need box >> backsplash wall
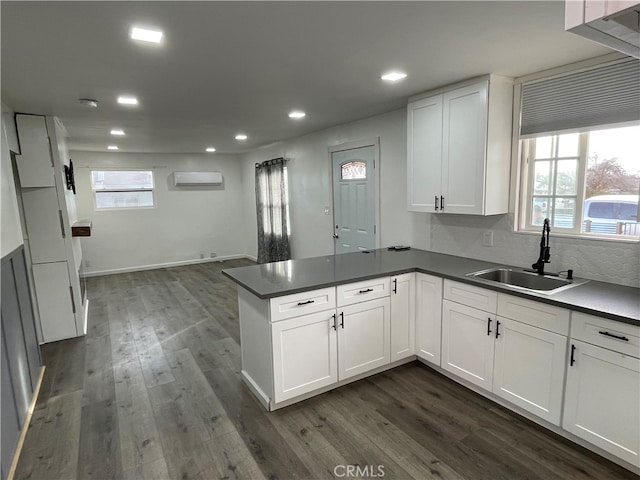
[429,214,640,288]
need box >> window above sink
[515,58,640,242]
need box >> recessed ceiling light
[235,134,248,141]
[110,129,125,136]
[117,96,138,105]
[107,145,119,150]
[381,71,407,82]
[130,26,163,44]
[206,147,216,153]
[78,98,98,108]
[288,111,306,119]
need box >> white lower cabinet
[338,297,391,380]
[563,314,640,467]
[441,299,495,390]
[272,309,338,403]
[415,273,443,365]
[442,282,569,426]
[270,288,390,403]
[493,317,567,425]
[390,273,415,362]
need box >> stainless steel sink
[466,268,588,294]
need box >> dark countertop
[222,248,640,325]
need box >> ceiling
[1,1,611,155]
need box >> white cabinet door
[441,300,495,390]
[415,273,443,365]
[441,81,488,215]
[407,94,442,212]
[390,273,415,362]
[493,317,567,425]
[31,261,77,343]
[20,186,67,264]
[15,114,55,187]
[563,340,640,466]
[338,297,390,380]
[272,310,338,403]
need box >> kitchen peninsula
[223,248,640,473]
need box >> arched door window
[341,160,367,180]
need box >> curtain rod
[255,157,286,168]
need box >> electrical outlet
[483,231,494,247]
[210,252,216,258]
[84,259,92,267]
[324,206,330,215]
[199,252,205,259]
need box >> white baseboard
[82,254,255,278]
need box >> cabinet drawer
[337,277,390,307]
[498,294,570,336]
[269,287,336,322]
[571,312,640,358]
[443,280,497,313]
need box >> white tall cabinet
[14,114,87,343]
[407,75,513,215]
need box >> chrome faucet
[531,218,551,275]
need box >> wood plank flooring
[14,259,638,480]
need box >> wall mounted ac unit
[174,171,223,186]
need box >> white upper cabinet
[407,76,513,215]
[407,95,443,212]
[565,0,640,59]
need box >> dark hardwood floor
[14,259,638,480]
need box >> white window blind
[520,59,640,137]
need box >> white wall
[1,111,23,257]
[428,214,640,288]
[240,108,428,260]
[72,151,246,275]
[42,103,640,289]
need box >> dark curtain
[256,158,291,263]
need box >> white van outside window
[583,195,639,235]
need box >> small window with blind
[91,170,155,209]
[518,59,640,240]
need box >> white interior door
[331,144,377,254]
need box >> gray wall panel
[1,259,31,425]
[1,245,41,480]
[13,252,41,389]
[1,325,20,478]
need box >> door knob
[333,234,339,239]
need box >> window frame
[90,170,156,210]
[512,55,640,243]
[521,132,588,234]
[518,127,639,241]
